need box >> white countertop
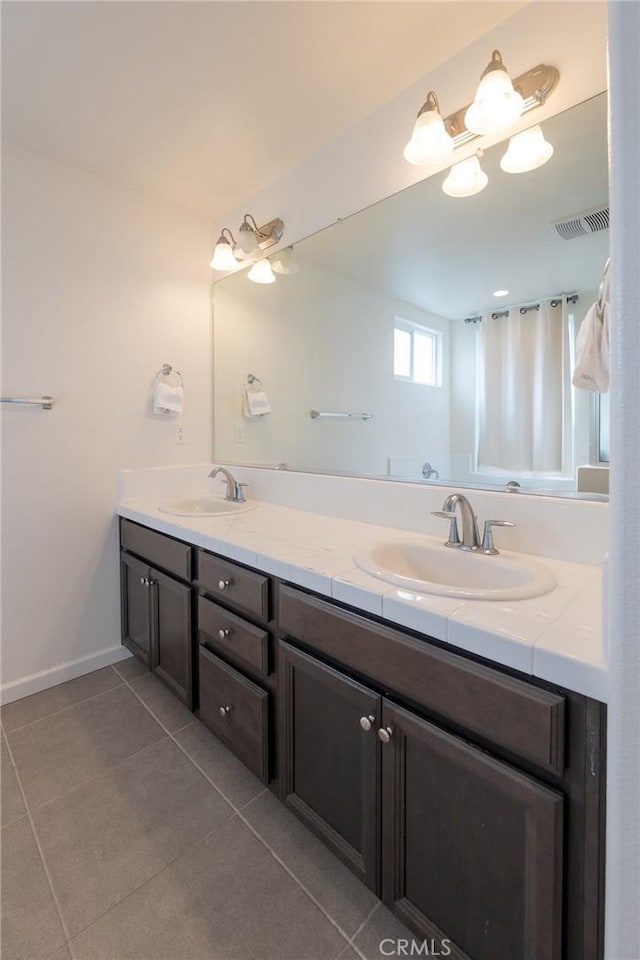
[118,496,607,702]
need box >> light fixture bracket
[253,217,285,252]
[443,63,559,147]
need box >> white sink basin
[158,495,256,518]
[354,539,556,601]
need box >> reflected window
[393,318,441,386]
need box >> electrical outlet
[175,423,186,444]
[234,425,246,443]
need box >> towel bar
[1,396,54,409]
[310,410,373,421]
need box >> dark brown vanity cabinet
[381,701,563,960]
[279,585,604,960]
[279,642,381,889]
[120,520,194,707]
[280,640,564,960]
[195,548,274,784]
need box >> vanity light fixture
[271,246,300,275]
[442,154,488,198]
[403,58,558,165]
[233,214,285,261]
[247,258,277,284]
[210,228,239,271]
[403,91,455,166]
[210,215,285,271]
[464,50,524,135]
[500,124,554,174]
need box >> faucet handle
[235,482,249,503]
[431,510,461,548]
[481,519,516,555]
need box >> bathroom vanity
[118,502,605,960]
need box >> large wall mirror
[213,92,609,499]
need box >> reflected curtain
[476,299,572,474]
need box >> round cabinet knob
[139,577,146,585]
[377,727,393,743]
[359,715,375,732]
[218,628,231,640]
[218,705,231,718]
[218,579,231,591]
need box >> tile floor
[1,661,415,960]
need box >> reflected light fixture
[247,258,276,284]
[210,228,239,271]
[442,154,488,198]
[404,91,455,166]
[493,289,509,297]
[500,124,554,174]
[464,50,524,136]
[271,246,299,275]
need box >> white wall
[605,3,640,957]
[0,144,212,701]
[213,262,450,477]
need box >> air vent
[552,205,609,240]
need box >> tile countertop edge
[116,501,608,703]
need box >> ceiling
[298,93,609,318]
[1,1,523,221]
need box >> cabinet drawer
[198,647,270,782]
[197,550,270,621]
[280,586,565,775]
[121,520,192,581]
[198,596,269,676]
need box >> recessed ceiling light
[493,289,509,297]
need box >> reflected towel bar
[310,410,373,421]
[1,396,54,409]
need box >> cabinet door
[279,641,381,891]
[120,553,152,666]
[381,700,564,960]
[149,568,193,708]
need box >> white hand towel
[572,301,610,392]
[243,382,271,418]
[153,379,184,416]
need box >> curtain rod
[464,293,579,324]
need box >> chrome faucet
[209,467,248,503]
[431,493,515,555]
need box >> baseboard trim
[0,645,134,705]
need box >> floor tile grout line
[346,901,381,959]
[2,676,125,736]
[118,671,357,952]
[23,732,170,817]
[1,726,74,952]
[57,810,246,952]
[65,787,268,950]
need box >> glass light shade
[247,259,276,284]
[464,66,524,135]
[237,224,260,256]
[403,110,454,166]
[209,236,239,271]
[442,156,488,198]
[499,125,554,173]
[272,246,299,275]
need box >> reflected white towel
[243,382,271,418]
[153,378,184,416]
[572,301,610,392]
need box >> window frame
[393,317,442,388]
